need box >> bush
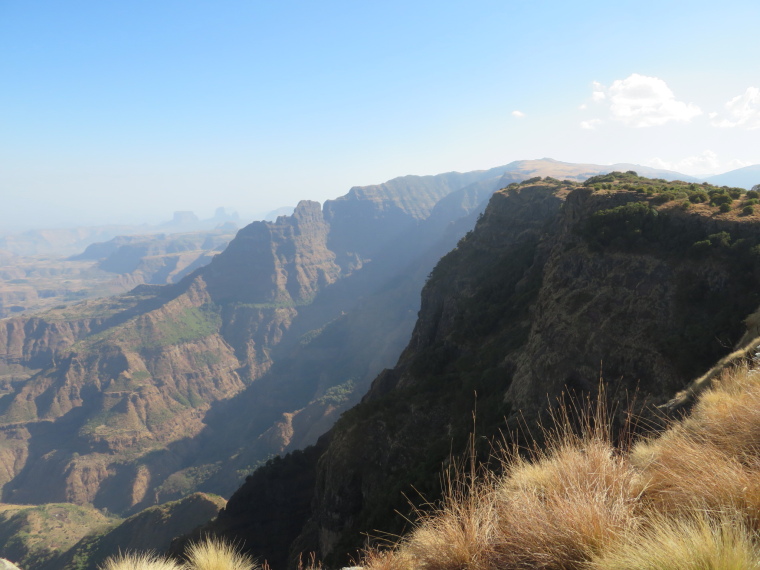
[582,202,663,251]
[743,205,755,216]
[652,192,675,205]
[720,203,732,213]
[711,193,733,207]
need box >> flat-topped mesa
[203,200,340,306]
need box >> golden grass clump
[183,538,257,570]
[401,472,498,570]
[630,364,760,523]
[359,361,760,570]
[99,551,183,570]
[492,437,639,569]
[359,547,415,570]
[682,363,760,459]
[99,539,256,570]
[631,432,760,520]
[589,512,760,570]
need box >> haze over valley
[2,1,760,569]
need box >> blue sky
[2,0,759,230]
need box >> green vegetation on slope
[53,493,225,570]
[83,303,221,350]
[0,503,117,570]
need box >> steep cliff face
[204,201,340,305]
[203,176,760,569]
[0,168,512,518]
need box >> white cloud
[590,74,702,127]
[591,81,606,102]
[512,110,525,118]
[580,119,602,130]
[644,150,751,176]
[711,87,760,129]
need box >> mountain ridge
[0,166,516,520]
[186,173,760,569]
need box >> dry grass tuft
[359,547,415,570]
[589,512,760,569]
[631,432,760,520]
[492,437,639,569]
[99,551,183,570]
[631,364,760,523]
[682,363,760,459]
[401,472,498,570]
[360,362,760,570]
[99,539,257,570]
[183,538,257,570]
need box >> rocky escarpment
[0,167,515,521]
[197,175,760,569]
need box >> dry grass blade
[183,538,257,570]
[589,511,760,569]
[493,438,639,570]
[99,551,183,570]
[403,475,498,570]
[354,365,760,570]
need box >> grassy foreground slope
[355,359,760,570]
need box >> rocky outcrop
[204,201,340,305]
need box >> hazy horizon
[3,1,759,232]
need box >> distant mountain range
[705,164,760,189]
[0,207,242,257]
